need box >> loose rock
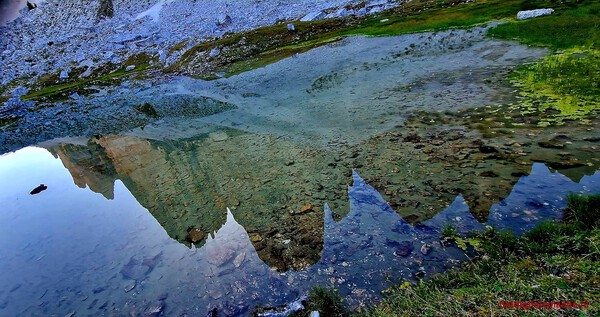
[517,8,554,20]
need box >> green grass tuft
[289,287,351,317]
[565,194,600,229]
[510,49,600,125]
[488,2,600,50]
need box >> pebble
[420,244,431,255]
[393,241,414,257]
[123,280,136,293]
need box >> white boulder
[516,8,554,20]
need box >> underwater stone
[393,241,414,257]
[479,145,498,153]
[207,247,235,266]
[420,244,431,255]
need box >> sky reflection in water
[0,146,599,316]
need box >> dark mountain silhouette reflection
[169,164,600,315]
[487,163,600,235]
[2,146,599,316]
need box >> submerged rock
[393,241,414,257]
[123,280,136,293]
[420,244,432,255]
[186,227,206,243]
[257,296,308,317]
[207,247,235,266]
[479,145,498,153]
[538,135,572,148]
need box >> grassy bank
[19,53,157,102]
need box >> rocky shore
[0,0,400,87]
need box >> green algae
[484,1,600,126]
[511,49,600,126]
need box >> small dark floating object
[30,184,48,195]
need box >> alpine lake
[1,23,599,316]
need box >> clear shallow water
[1,146,599,316]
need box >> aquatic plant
[511,49,600,126]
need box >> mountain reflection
[1,145,599,316]
[45,131,600,274]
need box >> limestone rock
[420,244,431,255]
[233,252,246,268]
[59,68,70,80]
[207,247,235,266]
[517,8,554,20]
[300,11,326,22]
[393,241,414,257]
[216,14,232,26]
